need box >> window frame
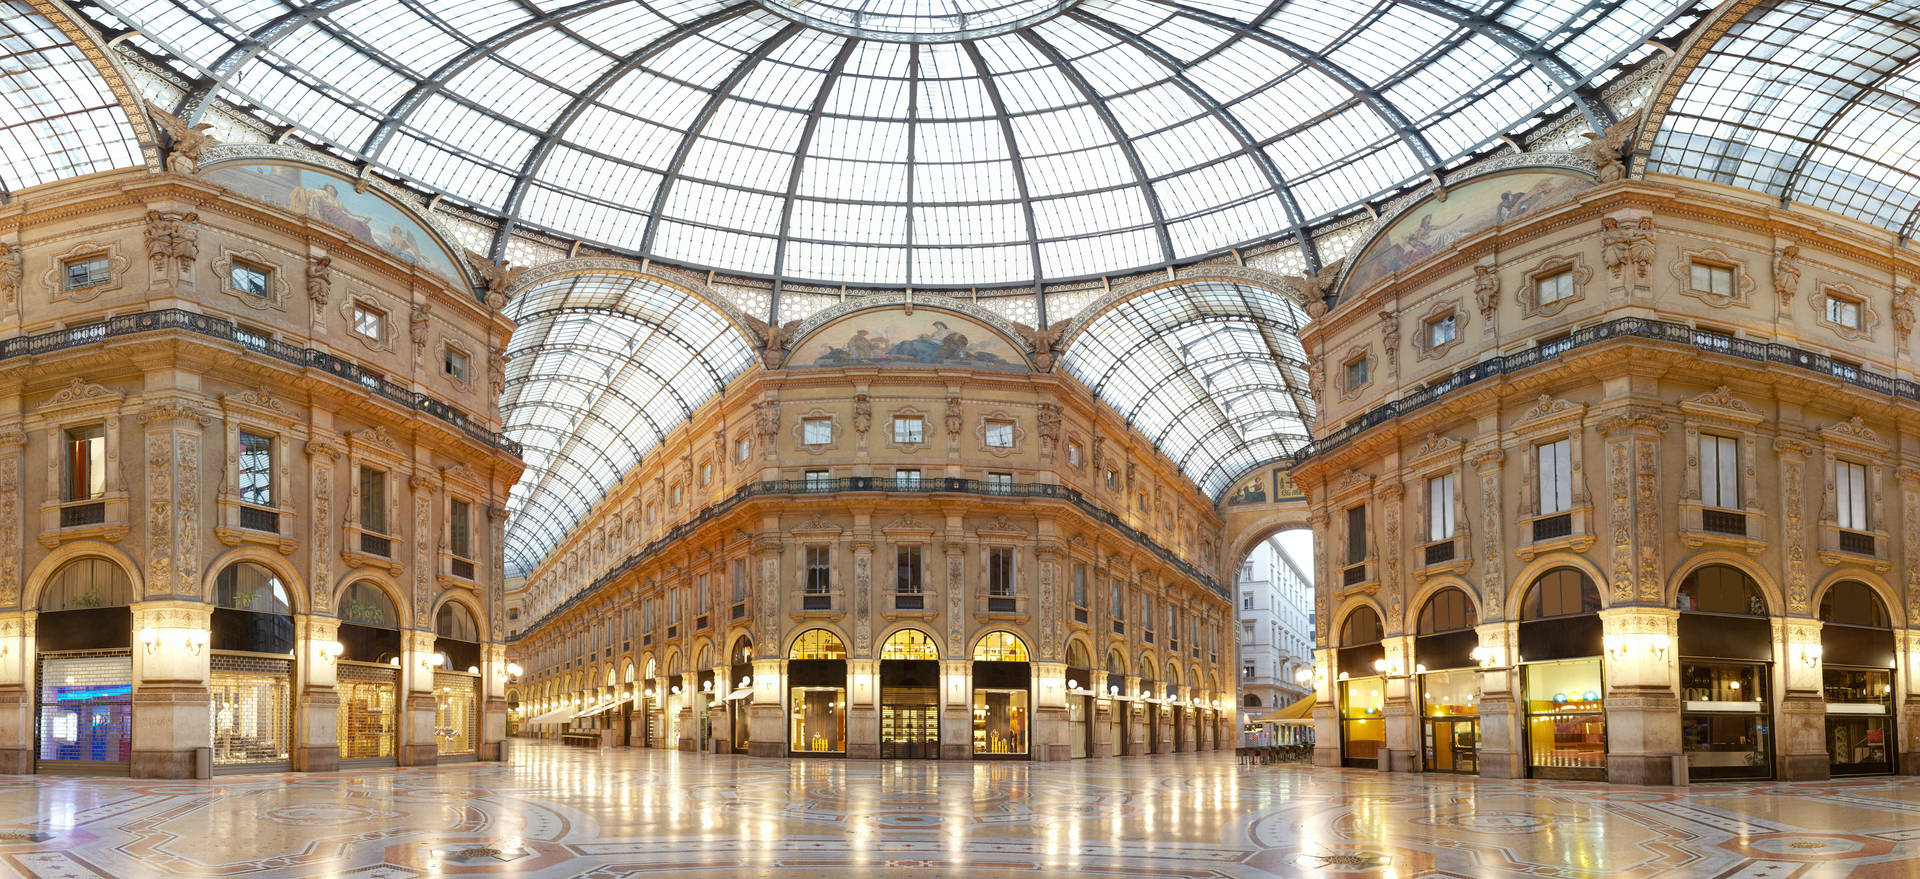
[350,302,386,342]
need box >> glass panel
[210,654,292,766]
[37,654,132,763]
[1339,677,1384,763]
[1420,669,1479,718]
[790,687,846,752]
[972,631,1028,662]
[972,689,1029,754]
[1524,659,1604,772]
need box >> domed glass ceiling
[92,0,1693,287]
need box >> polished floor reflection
[6,743,1920,877]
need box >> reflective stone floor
[5,743,1920,878]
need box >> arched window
[972,631,1029,662]
[1676,565,1766,616]
[1106,650,1126,676]
[645,656,657,678]
[693,645,710,671]
[1416,588,1477,633]
[1065,640,1091,669]
[789,629,846,660]
[39,558,132,611]
[1244,693,1262,707]
[881,628,939,660]
[1820,581,1890,628]
[435,602,480,641]
[730,636,754,666]
[214,562,292,614]
[1521,568,1601,620]
[341,581,400,629]
[1339,605,1383,646]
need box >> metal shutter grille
[336,662,399,760]
[209,653,293,767]
[37,651,132,767]
[434,670,478,755]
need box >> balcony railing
[360,532,392,557]
[1422,539,1455,566]
[450,557,476,580]
[1701,509,1746,536]
[987,597,1016,613]
[1342,564,1366,586]
[1532,514,1572,542]
[239,506,279,533]
[59,501,105,528]
[1840,529,1876,556]
[895,594,924,610]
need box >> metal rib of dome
[1647,0,1920,239]
[91,0,1694,288]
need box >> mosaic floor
[4,743,1920,878]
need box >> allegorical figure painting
[1344,171,1590,295]
[202,162,465,285]
[790,310,1025,370]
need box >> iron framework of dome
[90,0,1696,289]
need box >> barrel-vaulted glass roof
[500,271,756,575]
[91,0,1695,287]
[1647,0,1920,239]
[0,5,144,194]
[1061,280,1312,497]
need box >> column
[940,658,971,760]
[676,671,695,750]
[1311,648,1339,767]
[295,615,341,771]
[712,666,734,754]
[0,612,32,772]
[1032,660,1067,761]
[482,643,508,761]
[1779,617,1828,780]
[130,601,212,778]
[1473,622,1523,778]
[400,628,438,767]
[1123,674,1146,756]
[1599,607,1680,784]
[1382,635,1415,771]
[846,657,878,758]
[748,658,783,757]
[1092,694,1114,758]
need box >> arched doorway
[971,631,1030,758]
[1065,640,1093,758]
[1139,657,1161,755]
[1106,650,1130,756]
[1414,586,1478,774]
[1518,566,1605,780]
[692,644,714,752]
[1336,605,1385,768]
[788,629,847,755]
[879,628,939,759]
[210,562,295,773]
[727,636,753,753]
[35,557,134,775]
[1820,580,1895,776]
[1676,564,1772,780]
[1168,663,1186,752]
[432,601,482,761]
[336,580,402,767]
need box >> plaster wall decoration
[1035,403,1062,462]
[1473,261,1499,329]
[1776,438,1812,614]
[1903,468,1920,622]
[1513,394,1583,430]
[0,430,21,607]
[1470,448,1503,619]
[973,411,1026,458]
[348,425,398,451]
[755,400,780,461]
[211,246,292,310]
[306,254,332,305]
[1519,254,1592,319]
[1821,416,1888,453]
[1378,309,1400,373]
[1606,435,1633,604]
[1306,354,1324,402]
[1574,120,1633,183]
[1600,216,1656,297]
[309,443,336,614]
[850,394,872,436]
[790,409,841,455]
[148,101,217,174]
[1014,319,1069,372]
[1682,386,1762,421]
[1038,552,1058,656]
[1772,245,1801,307]
[1894,285,1916,341]
[144,210,200,284]
[1635,435,1663,601]
[413,487,432,611]
[146,433,174,596]
[853,551,870,653]
[1339,168,1591,297]
[0,244,21,310]
[947,550,965,654]
[1668,246,1757,309]
[1380,485,1403,627]
[944,396,963,437]
[42,241,129,303]
[1810,282,1878,342]
[409,302,431,350]
[881,406,931,455]
[1413,298,1468,361]
[39,379,123,412]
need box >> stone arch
[429,591,488,642]
[726,630,756,664]
[1062,633,1097,670]
[332,569,412,629]
[26,0,161,172]
[1406,575,1480,634]
[1667,551,1783,618]
[785,624,851,658]
[687,636,714,671]
[1221,511,1314,586]
[970,629,1030,662]
[1331,596,1387,647]
[661,647,681,677]
[1106,647,1131,677]
[21,540,144,610]
[1813,568,1904,629]
[877,623,942,659]
[203,545,308,615]
[1506,552,1613,620]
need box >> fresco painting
[1227,477,1267,506]
[1344,171,1589,295]
[790,310,1025,370]
[1272,467,1304,501]
[203,163,465,284]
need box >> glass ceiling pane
[0,5,145,192]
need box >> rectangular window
[805,545,831,593]
[697,573,710,614]
[1344,356,1368,390]
[1112,582,1125,621]
[351,303,385,341]
[64,255,112,290]
[892,416,923,444]
[1105,469,1118,489]
[986,471,1012,494]
[231,261,270,298]
[802,418,832,445]
[1244,664,1256,679]
[1427,312,1456,348]
[1427,473,1455,541]
[1828,295,1862,329]
[1072,563,1088,608]
[1067,442,1082,466]
[700,462,712,485]
[1690,262,1734,297]
[896,545,923,593]
[804,469,830,490]
[894,469,921,489]
[238,430,273,507]
[359,467,387,533]
[1346,505,1367,565]
[731,558,747,602]
[736,436,750,462]
[1699,434,1740,509]
[1242,592,1253,610]
[671,484,682,505]
[449,499,472,559]
[443,347,468,381]
[1538,439,1572,515]
[984,420,1015,447]
[1143,594,1154,636]
[1836,460,1869,531]
[64,425,105,501]
[987,547,1015,596]
[1537,269,1574,305]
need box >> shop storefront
[432,602,483,760]
[1414,587,1480,774]
[207,563,296,774]
[727,638,754,753]
[1677,565,1773,781]
[35,559,136,776]
[788,629,848,755]
[1518,567,1606,780]
[1140,662,1162,755]
[880,629,940,759]
[1820,580,1896,776]
[1336,605,1386,768]
[336,581,403,766]
[971,631,1031,758]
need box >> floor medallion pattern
[4,744,1920,876]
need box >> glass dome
[92,0,1694,287]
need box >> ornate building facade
[505,295,1237,760]
[0,149,522,777]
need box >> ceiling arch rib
[500,271,756,576]
[1059,280,1313,500]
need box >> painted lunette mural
[788,309,1026,370]
[202,162,465,285]
[1344,170,1591,296]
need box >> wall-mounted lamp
[1799,644,1824,668]
[1067,679,1080,692]
[319,640,345,663]
[1371,658,1402,676]
[671,684,682,695]
[740,675,752,687]
[1414,663,1426,675]
[467,665,480,674]
[702,680,714,692]
[187,628,208,656]
[425,652,447,670]
[140,627,159,655]
[1469,646,1497,668]
[1604,633,1671,662]
[506,662,524,679]
[1108,685,1120,696]
[1294,667,1313,686]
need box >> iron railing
[1701,509,1746,536]
[8,308,521,456]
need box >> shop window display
[1524,659,1605,778]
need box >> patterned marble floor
[4,743,1920,878]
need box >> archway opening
[210,562,296,773]
[36,557,134,775]
[1415,586,1479,775]
[880,628,940,759]
[1518,566,1605,781]
[971,631,1030,759]
[788,629,847,755]
[1230,529,1315,750]
[432,601,482,760]
[336,580,402,767]
[1820,580,1894,777]
[1676,564,1773,781]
